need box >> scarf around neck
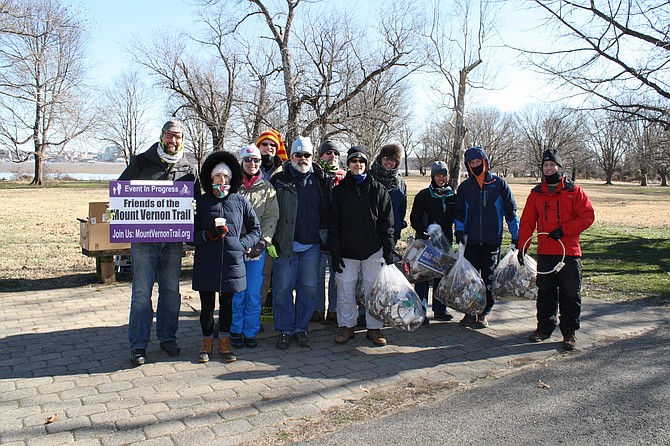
[370,160,399,190]
[157,143,184,165]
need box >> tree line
[0,0,668,187]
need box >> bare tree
[515,104,584,178]
[465,107,517,176]
[0,0,94,185]
[182,114,212,171]
[423,0,498,188]
[419,117,456,174]
[585,110,629,184]
[129,10,243,151]
[201,0,417,147]
[97,70,152,165]
[522,0,670,130]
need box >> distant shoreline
[0,161,126,175]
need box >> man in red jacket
[518,149,595,351]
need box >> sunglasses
[323,150,339,156]
[349,158,365,164]
[293,153,311,159]
[243,157,260,163]
[260,142,276,147]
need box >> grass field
[1,177,668,303]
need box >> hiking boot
[311,311,325,322]
[276,333,291,350]
[218,337,237,362]
[473,314,489,329]
[292,331,310,348]
[326,311,337,322]
[244,337,258,348]
[229,332,245,348]
[197,338,213,363]
[433,312,453,322]
[366,329,387,346]
[562,332,577,351]
[335,326,355,344]
[529,330,551,342]
[130,348,145,367]
[160,340,180,356]
[459,314,477,327]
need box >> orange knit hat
[256,129,287,161]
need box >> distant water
[0,172,118,181]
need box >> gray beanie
[430,161,448,177]
[162,119,184,134]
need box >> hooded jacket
[192,150,261,293]
[518,176,594,257]
[328,172,395,261]
[454,146,519,245]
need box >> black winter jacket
[410,184,456,243]
[119,143,198,187]
[192,150,261,293]
[328,173,394,261]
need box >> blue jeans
[128,242,183,350]
[316,251,337,313]
[231,251,266,338]
[272,245,320,334]
[414,278,447,315]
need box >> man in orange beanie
[256,129,287,180]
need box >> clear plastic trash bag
[368,264,426,332]
[435,245,486,316]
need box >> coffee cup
[214,217,226,227]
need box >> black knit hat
[346,146,368,164]
[319,140,339,157]
[541,149,563,168]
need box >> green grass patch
[580,225,670,302]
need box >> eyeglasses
[323,150,338,156]
[243,157,260,163]
[293,153,311,159]
[349,158,365,164]
[260,142,276,147]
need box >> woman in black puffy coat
[192,150,261,363]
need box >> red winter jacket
[518,177,595,257]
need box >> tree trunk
[640,172,648,186]
[31,151,44,186]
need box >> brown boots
[197,337,237,363]
[335,326,355,344]
[218,337,237,362]
[197,338,213,363]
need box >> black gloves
[511,239,519,250]
[205,225,228,242]
[246,241,266,258]
[547,227,565,241]
[517,249,525,266]
[383,252,395,266]
[455,230,465,245]
[331,254,345,274]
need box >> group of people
[119,120,594,367]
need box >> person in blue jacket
[453,146,519,329]
[192,150,261,363]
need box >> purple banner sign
[109,180,195,243]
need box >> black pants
[464,244,501,316]
[536,255,582,335]
[199,291,234,336]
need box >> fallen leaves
[44,414,58,425]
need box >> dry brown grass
[1,176,668,290]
